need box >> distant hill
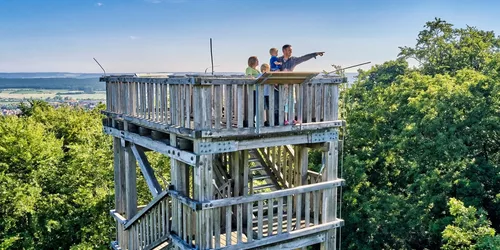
[0,72,105,79]
[0,72,358,91]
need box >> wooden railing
[307,170,323,184]
[197,179,345,250]
[111,190,172,250]
[102,75,343,136]
[259,145,298,188]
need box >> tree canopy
[342,18,500,249]
[0,18,499,250]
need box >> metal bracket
[311,130,338,143]
[198,141,237,154]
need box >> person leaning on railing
[275,44,325,124]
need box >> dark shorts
[264,96,269,110]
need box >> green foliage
[442,198,499,250]
[342,19,500,249]
[0,101,170,249]
[0,102,114,249]
[399,18,500,75]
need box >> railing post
[124,143,137,250]
[321,140,338,250]
[113,137,127,248]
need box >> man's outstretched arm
[294,52,325,65]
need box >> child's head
[269,48,278,57]
[248,56,259,68]
[260,63,270,73]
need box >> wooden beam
[203,179,345,209]
[104,127,196,166]
[256,233,326,250]
[201,120,344,138]
[124,145,137,219]
[124,189,169,229]
[215,220,344,250]
[130,144,162,197]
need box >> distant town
[1,98,103,116]
[0,73,106,116]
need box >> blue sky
[0,0,499,73]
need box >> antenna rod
[333,61,371,71]
[93,57,107,76]
[210,38,214,75]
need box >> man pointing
[278,44,325,71]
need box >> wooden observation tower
[102,72,346,250]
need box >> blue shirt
[270,56,280,71]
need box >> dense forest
[0,19,499,249]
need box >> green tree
[399,18,500,76]
[341,19,500,249]
[442,198,500,249]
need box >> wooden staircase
[249,149,282,194]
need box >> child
[269,48,282,71]
[245,56,260,77]
[244,56,260,127]
[259,63,271,126]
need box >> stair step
[253,183,276,191]
[250,166,264,171]
[252,174,270,180]
[249,158,260,163]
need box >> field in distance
[0,88,106,102]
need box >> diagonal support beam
[130,144,162,197]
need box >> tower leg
[321,141,338,250]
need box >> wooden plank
[215,207,221,248]
[321,141,338,250]
[257,233,326,250]
[242,150,249,196]
[267,199,273,237]
[278,85,284,126]
[226,204,232,247]
[306,83,312,123]
[237,204,243,244]
[186,84,192,129]
[296,193,302,230]
[232,152,240,197]
[202,220,343,250]
[130,144,162,196]
[199,120,344,138]
[237,85,244,128]
[287,195,292,233]
[314,84,320,122]
[269,85,275,127]
[246,202,253,243]
[214,85,222,129]
[101,74,344,85]
[104,127,196,166]
[125,146,138,219]
[333,85,339,120]
[257,84,265,128]
[225,84,233,129]
[246,84,254,128]
[277,197,283,234]
[287,85,294,123]
[203,154,214,249]
[124,190,169,229]
[113,138,126,214]
[203,86,213,130]
[257,200,264,239]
